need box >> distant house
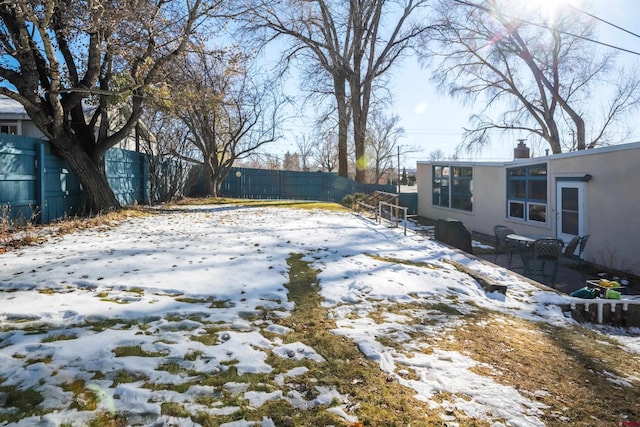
[0,95,41,136]
[0,95,152,152]
[416,141,640,277]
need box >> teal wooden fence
[2,134,415,225]
[199,167,399,205]
[215,167,417,214]
[1,135,148,224]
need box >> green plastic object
[605,289,621,300]
[570,287,597,299]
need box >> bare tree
[283,151,301,171]
[347,0,430,181]
[245,0,430,181]
[421,0,640,154]
[428,149,445,161]
[313,129,339,173]
[139,109,194,203]
[0,0,217,213]
[296,133,316,171]
[365,112,405,183]
[168,48,286,197]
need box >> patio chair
[528,238,564,285]
[493,225,518,266]
[561,235,590,279]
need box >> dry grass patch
[250,252,457,426]
[435,312,640,426]
[55,208,150,235]
[365,253,440,270]
[349,298,639,426]
[173,197,349,212]
[1,207,151,254]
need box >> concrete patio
[475,250,599,295]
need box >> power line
[452,0,640,57]
[568,4,640,40]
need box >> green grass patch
[184,350,204,361]
[25,355,52,365]
[86,411,128,427]
[175,296,209,304]
[111,370,149,386]
[112,345,167,358]
[0,385,45,424]
[190,326,227,346]
[62,379,99,411]
[42,332,78,343]
[210,298,231,308]
[161,402,191,418]
[85,318,130,332]
[157,362,186,375]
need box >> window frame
[506,163,548,223]
[0,122,18,135]
[432,164,473,212]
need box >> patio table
[506,233,555,246]
[506,233,557,276]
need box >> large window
[432,165,473,211]
[506,163,547,223]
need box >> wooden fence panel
[218,166,398,204]
[1,135,148,224]
[3,135,412,226]
[106,149,149,206]
[0,136,38,224]
[41,143,83,222]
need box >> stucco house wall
[551,144,640,274]
[417,142,640,276]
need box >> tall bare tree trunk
[53,138,121,214]
[203,160,218,197]
[334,76,349,178]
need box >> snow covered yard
[1,202,639,426]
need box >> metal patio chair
[561,235,590,279]
[528,238,564,285]
[493,225,518,266]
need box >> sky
[270,0,640,169]
[1,204,639,426]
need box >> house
[0,95,41,136]
[0,95,152,152]
[416,141,640,277]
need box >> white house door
[556,181,585,244]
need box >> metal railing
[378,200,408,235]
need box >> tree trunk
[351,82,367,183]
[55,141,121,214]
[334,76,349,178]
[203,160,217,197]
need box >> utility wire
[568,4,640,40]
[452,0,640,56]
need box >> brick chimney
[514,139,530,159]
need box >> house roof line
[416,141,640,166]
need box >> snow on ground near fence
[1,205,639,426]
